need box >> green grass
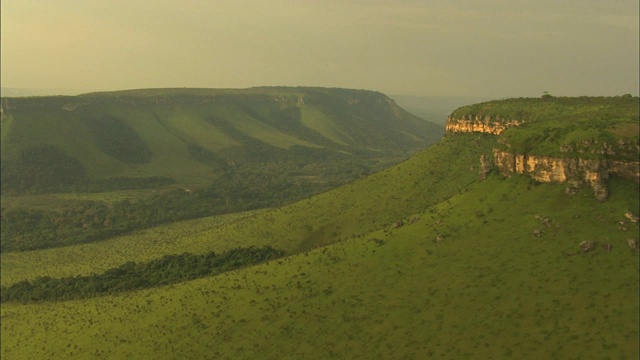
[0,114,14,142]
[299,105,354,146]
[93,105,216,183]
[2,87,443,194]
[0,210,266,287]
[213,103,316,150]
[1,175,637,359]
[1,95,637,358]
[1,133,493,285]
[0,187,181,212]
[154,107,239,151]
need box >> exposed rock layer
[445,116,524,135]
[446,117,639,201]
[492,149,639,201]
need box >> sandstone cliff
[445,115,524,135]
[492,149,639,201]
[446,115,639,202]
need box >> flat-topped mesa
[450,96,640,201]
[448,96,640,202]
[445,115,524,135]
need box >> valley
[1,87,442,252]
[1,91,638,359]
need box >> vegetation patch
[0,158,349,252]
[82,176,177,192]
[1,246,283,303]
[84,114,152,164]
[0,144,86,194]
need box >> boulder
[565,187,578,196]
[579,240,594,252]
[624,212,639,223]
[591,182,609,202]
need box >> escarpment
[491,150,639,201]
[445,115,524,135]
[446,96,639,201]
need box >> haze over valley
[1,1,638,359]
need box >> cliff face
[446,117,639,202]
[492,149,639,201]
[445,116,524,135]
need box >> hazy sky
[1,0,638,97]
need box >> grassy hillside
[1,133,494,285]
[1,87,442,193]
[1,174,637,359]
[1,96,638,358]
[1,87,443,252]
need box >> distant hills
[1,87,491,125]
[1,87,443,195]
[0,87,443,252]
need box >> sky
[1,0,638,97]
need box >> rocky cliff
[447,110,639,202]
[445,115,524,135]
[491,150,639,201]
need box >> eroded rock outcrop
[448,97,639,201]
[625,212,639,223]
[478,154,492,180]
[491,149,639,201]
[447,115,638,202]
[445,116,524,135]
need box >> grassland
[0,210,266,286]
[1,96,638,359]
[2,174,637,359]
[1,133,495,286]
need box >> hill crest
[446,95,639,201]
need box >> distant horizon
[1,86,636,99]
[0,85,493,96]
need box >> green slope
[1,174,637,359]
[1,87,443,253]
[1,87,443,193]
[1,133,495,285]
[1,96,638,359]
